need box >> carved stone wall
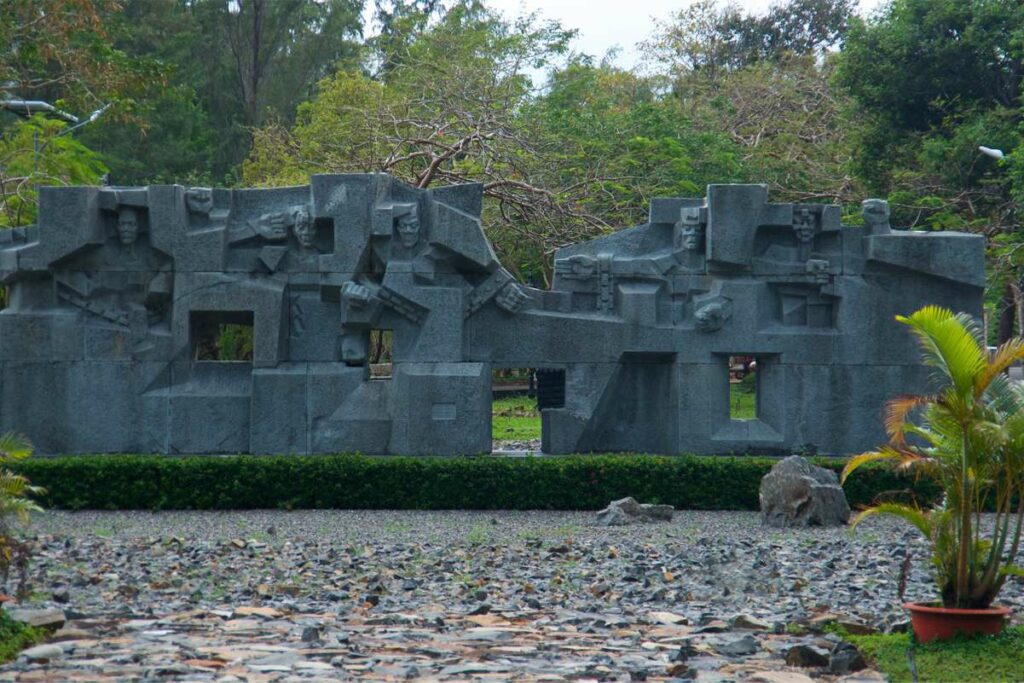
[0,176,984,454]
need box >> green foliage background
[4,0,1022,295]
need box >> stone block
[250,365,308,454]
[389,362,490,455]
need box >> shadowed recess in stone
[0,176,984,455]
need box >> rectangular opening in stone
[729,355,758,420]
[535,368,565,410]
[369,329,393,379]
[492,367,540,448]
[191,310,254,362]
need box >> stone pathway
[0,510,1019,681]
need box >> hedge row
[10,454,940,511]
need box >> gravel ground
[0,510,1020,682]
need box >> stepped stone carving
[0,177,984,455]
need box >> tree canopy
[1,0,1023,324]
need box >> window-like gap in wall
[729,355,758,420]
[492,367,542,448]
[369,329,393,379]
[192,311,254,362]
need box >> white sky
[484,0,889,70]
[362,1,889,72]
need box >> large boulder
[597,497,675,526]
[759,456,850,527]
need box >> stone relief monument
[0,176,984,455]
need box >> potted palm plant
[842,305,1024,643]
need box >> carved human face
[678,208,703,251]
[117,208,139,245]
[396,214,420,249]
[186,187,213,215]
[793,210,815,243]
[293,208,315,247]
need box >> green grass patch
[848,627,1024,682]
[12,454,940,511]
[0,610,45,663]
[729,373,757,420]
[492,395,541,441]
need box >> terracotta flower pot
[904,602,1011,643]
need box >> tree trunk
[998,282,1016,345]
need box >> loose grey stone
[830,642,868,674]
[760,456,850,527]
[730,614,771,630]
[6,608,66,629]
[716,634,758,656]
[597,498,675,526]
[20,644,63,662]
[785,643,831,667]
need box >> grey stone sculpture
[0,176,984,455]
[759,456,851,527]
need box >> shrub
[12,454,938,511]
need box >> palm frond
[0,433,32,463]
[884,394,930,446]
[841,447,903,484]
[850,502,933,539]
[976,338,1024,397]
[897,307,986,399]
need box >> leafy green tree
[834,0,1022,220]
[245,1,585,281]
[527,58,742,228]
[643,1,862,213]
[644,0,854,82]
[686,55,862,209]
[0,0,153,213]
[74,0,364,185]
[0,0,154,116]
[834,0,1024,340]
[0,115,107,227]
[221,0,365,127]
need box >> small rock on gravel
[597,497,675,526]
[830,642,868,674]
[20,644,63,662]
[786,643,831,667]
[6,608,65,629]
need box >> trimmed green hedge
[10,454,940,511]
